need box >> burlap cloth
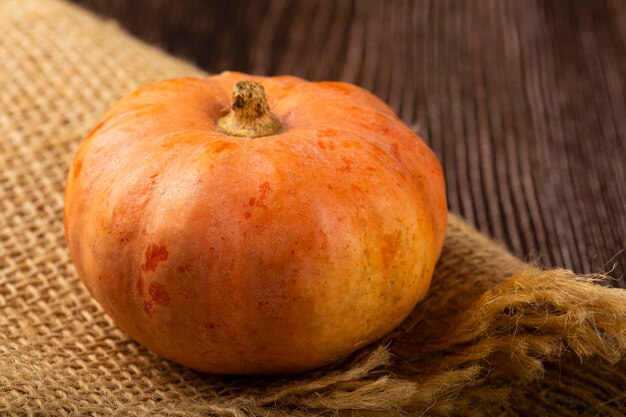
[1,0,625,415]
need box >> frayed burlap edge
[227,268,626,417]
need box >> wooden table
[72,0,626,286]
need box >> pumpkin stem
[217,81,282,138]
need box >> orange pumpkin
[64,71,447,374]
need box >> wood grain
[71,0,626,285]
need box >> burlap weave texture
[1,0,625,415]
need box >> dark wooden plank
[71,0,626,285]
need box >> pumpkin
[64,71,447,374]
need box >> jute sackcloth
[1,0,625,415]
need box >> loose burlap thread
[1,0,625,415]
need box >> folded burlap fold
[1,0,624,415]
